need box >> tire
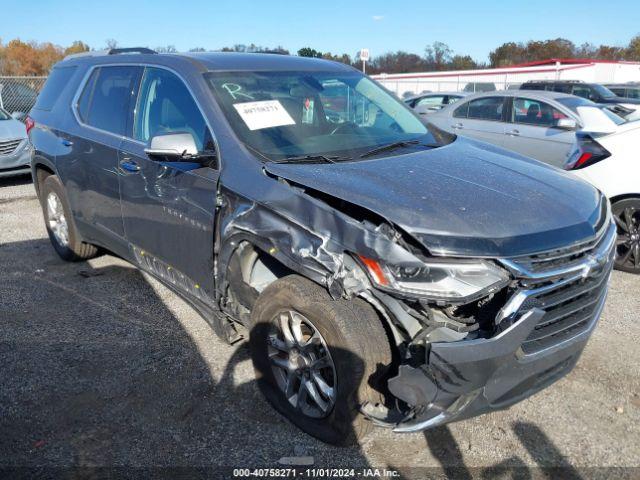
[40,175,98,262]
[248,275,392,446]
[612,198,640,274]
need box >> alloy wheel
[613,203,640,271]
[267,310,337,419]
[46,192,69,247]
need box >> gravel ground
[0,176,638,479]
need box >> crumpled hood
[265,137,605,258]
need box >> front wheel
[248,275,392,445]
[612,198,640,273]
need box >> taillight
[25,116,35,135]
[565,133,610,170]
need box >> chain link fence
[0,76,47,117]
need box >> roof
[61,50,354,73]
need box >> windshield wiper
[272,154,349,164]
[359,140,438,158]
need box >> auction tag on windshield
[233,100,295,130]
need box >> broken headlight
[358,255,510,303]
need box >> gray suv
[28,48,615,445]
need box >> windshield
[206,70,439,161]
[556,97,626,125]
[592,84,617,99]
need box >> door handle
[452,123,464,129]
[119,158,140,173]
[506,129,520,136]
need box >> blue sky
[3,0,639,62]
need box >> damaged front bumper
[366,221,615,433]
[389,298,603,432]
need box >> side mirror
[145,132,198,159]
[11,111,26,121]
[555,118,577,130]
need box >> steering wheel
[329,122,359,135]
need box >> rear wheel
[248,275,392,445]
[40,175,98,261]
[612,198,640,273]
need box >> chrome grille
[498,222,616,355]
[0,138,22,156]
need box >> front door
[118,67,220,299]
[503,97,576,167]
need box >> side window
[571,85,593,100]
[134,68,213,151]
[466,96,504,121]
[512,98,568,127]
[552,84,572,94]
[446,95,462,104]
[416,95,445,107]
[78,66,139,135]
[523,84,545,91]
[33,66,77,111]
[608,87,625,97]
[628,88,640,99]
[77,69,98,122]
[453,101,469,118]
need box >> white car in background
[0,107,31,178]
[428,90,627,168]
[564,106,640,273]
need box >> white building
[372,58,640,97]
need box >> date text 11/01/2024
[232,468,400,477]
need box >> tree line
[1,35,639,76]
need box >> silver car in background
[0,107,31,177]
[427,90,624,167]
[404,91,470,117]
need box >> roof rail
[63,49,109,60]
[523,79,584,84]
[63,47,157,61]
[108,47,157,55]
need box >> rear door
[59,65,141,253]
[502,96,576,166]
[448,96,507,147]
[118,66,219,299]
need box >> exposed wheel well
[226,242,296,312]
[227,242,400,348]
